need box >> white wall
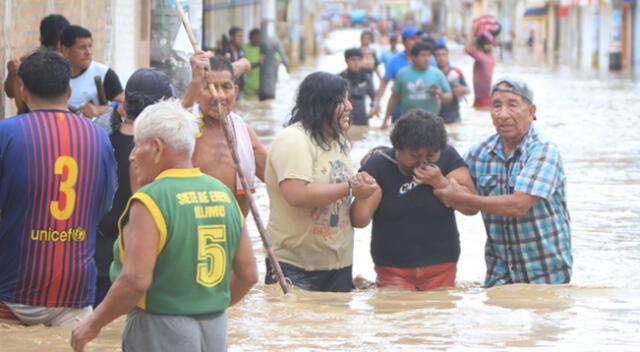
[111,0,138,87]
[579,5,595,70]
[633,3,640,73]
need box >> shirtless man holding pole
[184,51,267,216]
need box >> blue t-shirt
[392,66,451,114]
[384,51,438,80]
[0,110,117,308]
[383,52,410,80]
[379,49,396,68]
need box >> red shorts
[375,262,457,291]
[473,97,490,108]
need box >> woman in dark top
[94,68,176,306]
[351,109,478,291]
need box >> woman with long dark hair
[265,71,376,292]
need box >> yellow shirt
[265,122,354,271]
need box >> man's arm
[438,90,453,103]
[443,167,478,215]
[229,225,257,306]
[182,52,248,109]
[465,23,478,55]
[453,71,470,98]
[71,200,159,351]
[373,78,389,105]
[232,58,251,77]
[435,181,539,217]
[452,84,469,99]
[183,51,212,109]
[5,58,30,114]
[381,91,399,129]
[248,126,267,182]
[366,74,376,101]
[78,102,111,118]
[4,59,20,98]
[274,40,289,70]
[435,76,453,103]
[78,69,124,118]
[413,164,478,215]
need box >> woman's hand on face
[350,171,378,200]
[412,164,449,189]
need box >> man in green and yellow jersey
[70,99,258,352]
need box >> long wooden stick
[173,1,290,294]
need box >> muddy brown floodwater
[2,29,639,351]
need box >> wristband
[347,180,352,198]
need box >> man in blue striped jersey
[435,77,572,287]
[0,50,116,326]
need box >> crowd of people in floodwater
[0,13,571,352]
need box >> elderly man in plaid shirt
[435,77,572,287]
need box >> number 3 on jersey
[50,156,78,221]
[196,224,227,287]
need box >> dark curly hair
[40,14,70,49]
[287,71,350,152]
[60,25,91,48]
[18,49,70,99]
[390,109,447,152]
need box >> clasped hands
[349,171,377,200]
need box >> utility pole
[259,0,278,101]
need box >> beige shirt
[266,122,354,271]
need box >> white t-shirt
[68,61,109,109]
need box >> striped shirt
[0,110,117,308]
[465,125,572,287]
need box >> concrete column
[2,0,13,119]
[104,0,114,67]
[546,1,557,65]
[579,5,595,70]
[259,0,277,100]
[634,1,640,73]
[189,0,204,47]
[288,0,301,68]
[111,0,138,84]
[598,3,611,71]
[80,0,85,27]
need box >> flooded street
[2,29,640,351]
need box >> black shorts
[265,259,353,292]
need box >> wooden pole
[173,1,290,294]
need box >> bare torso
[193,120,248,212]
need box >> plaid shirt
[465,125,572,287]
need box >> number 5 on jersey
[50,156,78,221]
[196,224,227,287]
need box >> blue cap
[401,27,418,40]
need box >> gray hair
[134,98,198,157]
